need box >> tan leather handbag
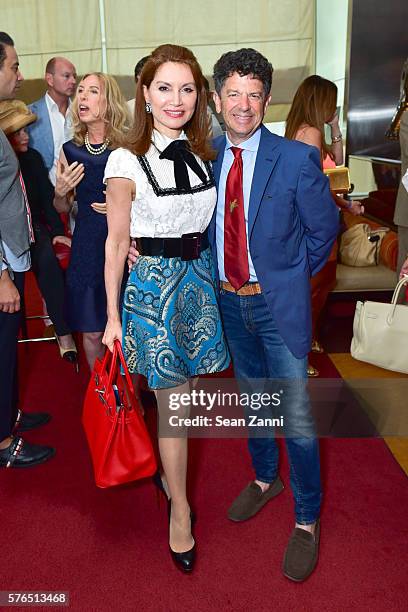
[351,277,408,373]
[340,223,389,267]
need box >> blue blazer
[27,96,54,171]
[209,125,339,359]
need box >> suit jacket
[27,96,54,171]
[0,130,30,271]
[209,125,339,359]
[394,109,408,226]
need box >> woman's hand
[399,256,408,279]
[347,200,365,216]
[327,112,340,128]
[55,159,84,197]
[127,239,139,271]
[52,235,72,247]
[102,318,123,353]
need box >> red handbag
[53,213,71,271]
[53,240,71,270]
[82,340,157,488]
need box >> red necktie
[224,147,249,290]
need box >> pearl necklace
[84,131,110,155]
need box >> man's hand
[52,235,72,248]
[127,239,139,271]
[399,256,408,279]
[91,190,107,215]
[91,203,107,214]
[55,159,84,197]
[0,270,21,313]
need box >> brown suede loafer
[282,519,320,582]
[227,477,284,522]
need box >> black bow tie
[159,139,207,192]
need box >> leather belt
[135,231,208,261]
[220,280,262,296]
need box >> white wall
[315,0,348,110]
[315,1,377,196]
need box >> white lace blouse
[103,130,216,238]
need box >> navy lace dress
[63,140,110,332]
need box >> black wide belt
[135,231,209,261]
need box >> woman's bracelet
[331,133,343,144]
[345,200,363,211]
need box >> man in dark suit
[210,48,339,581]
[0,31,54,469]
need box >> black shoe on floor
[0,437,55,469]
[170,542,196,573]
[14,409,51,432]
[168,501,196,573]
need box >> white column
[99,0,108,73]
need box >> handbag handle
[106,340,136,396]
[391,276,408,304]
[387,277,408,324]
[99,343,114,376]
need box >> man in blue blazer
[210,49,339,582]
[27,57,76,186]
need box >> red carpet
[1,339,407,611]
[3,276,408,609]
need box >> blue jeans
[220,289,322,524]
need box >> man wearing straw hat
[0,31,55,469]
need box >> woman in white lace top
[102,44,230,572]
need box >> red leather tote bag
[82,340,157,488]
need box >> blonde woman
[54,73,129,369]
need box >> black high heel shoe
[168,502,196,573]
[56,335,79,372]
[152,470,196,572]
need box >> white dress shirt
[215,127,261,282]
[1,241,30,272]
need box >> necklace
[84,131,110,155]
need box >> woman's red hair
[126,44,215,160]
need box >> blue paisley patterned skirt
[122,247,230,389]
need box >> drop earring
[145,102,152,113]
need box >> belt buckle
[181,232,200,261]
